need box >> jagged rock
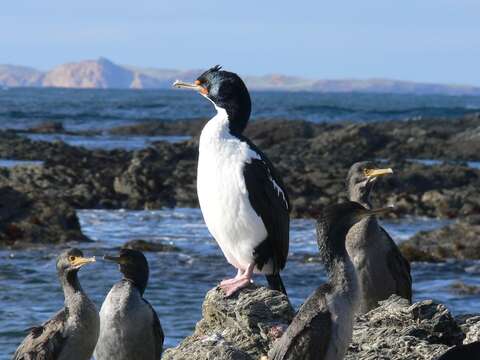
[345,296,464,360]
[2,115,480,221]
[122,239,180,252]
[163,286,294,360]
[399,217,480,262]
[0,186,90,247]
[164,287,469,360]
[462,317,480,344]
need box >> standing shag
[268,202,391,360]
[173,66,290,297]
[94,249,164,360]
[346,161,412,313]
[13,248,98,360]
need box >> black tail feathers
[266,273,288,297]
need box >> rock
[463,317,480,344]
[163,285,294,360]
[399,218,480,262]
[164,289,467,360]
[122,239,180,252]
[0,186,90,247]
[2,115,480,222]
[28,121,65,134]
[345,295,464,360]
[449,281,480,295]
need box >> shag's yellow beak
[172,80,208,95]
[71,256,96,268]
[364,168,393,179]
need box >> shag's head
[173,65,251,134]
[56,248,95,277]
[104,248,149,294]
[346,161,393,205]
[316,202,392,268]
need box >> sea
[1,88,480,358]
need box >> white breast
[197,107,268,272]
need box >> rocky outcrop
[346,296,464,360]
[0,186,89,247]
[163,286,294,360]
[2,115,480,223]
[122,239,180,252]
[399,216,480,262]
[0,64,43,87]
[42,58,134,89]
[164,287,468,360]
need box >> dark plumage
[437,341,480,360]
[13,248,98,360]
[269,202,391,360]
[346,161,412,313]
[94,249,164,360]
[173,66,290,296]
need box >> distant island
[1,57,480,95]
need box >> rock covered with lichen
[162,285,294,360]
[346,296,464,360]
[164,287,474,360]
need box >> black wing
[243,144,290,273]
[13,308,68,360]
[268,285,332,360]
[143,299,164,360]
[241,136,290,273]
[380,226,412,303]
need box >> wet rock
[399,218,480,262]
[122,239,180,252]
[449,281,480,295]
[109,119,206,137]
[345,295,464,360]
[28,121,65,134]
[2,115,480,220]
[0,186,90,247]
[163,285,294,360]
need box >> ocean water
[0,88,480,132]
[2,208,478,359]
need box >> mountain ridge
[1,57,479,95]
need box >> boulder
[399,217,480,262]
[164,287,468,360]
[0,186,90,247]
[122,239,180,252]
[163,286,294,360]
[346,296,464,360]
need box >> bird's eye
[69,256,76,262]
[363,169,371,177]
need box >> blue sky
[1,0,479,85]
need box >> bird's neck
[348,192,372,209]
[61,270,86,305]
[207,102,249,138]
[328,257,358,295]
[318,225,358,296]
[122,276,147,295]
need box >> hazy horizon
[1,1,479,85]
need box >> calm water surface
[1,208,477,359]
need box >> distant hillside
[1,57,480,95]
